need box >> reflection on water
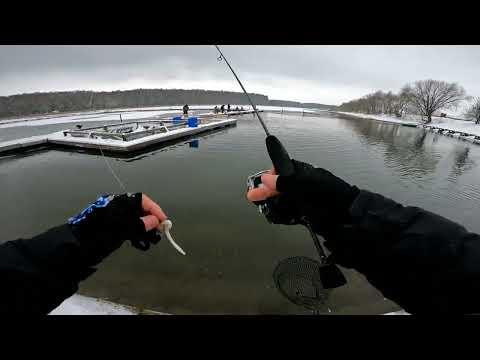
[450,146,476,179]
[2,112,480,314]
[383,130,442,181]
[189,140,199,148]
[342,118,442,182]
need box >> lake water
[2,111,480,314]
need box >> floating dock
[0,134,49,154]
[0,117,237,156]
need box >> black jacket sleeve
[0,225,98,315]
[0,193,159,315]
[325,190,480,314]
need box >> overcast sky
[0,45,479,105]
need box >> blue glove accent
[68,194,115,225]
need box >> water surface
[2,111,480,314]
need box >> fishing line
[215,45,271,137]
[215,45,347,313]
[98,143,128,192]
[97,139,186,256]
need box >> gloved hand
[247,160,359,237]
[68,193,167,268]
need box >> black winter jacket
[324,190,480,314]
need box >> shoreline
[333,111,480,143]
[332,111,420,127]
[0,105,325,126]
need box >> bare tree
[465,97,480,124]
[403,80,467,123]
[370,91,386,113]
[339,89,411,118]
[394,87,413,117]
[383,91,396,115]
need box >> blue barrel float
[188,117,199,127]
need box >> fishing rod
[214,45,295,177]
[214,45,346,292]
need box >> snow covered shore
[0,105,324,129]
[335,111,480,137]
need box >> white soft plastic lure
[159,220,186,256]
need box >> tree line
[0,89,334,119]
[338,79,480,124]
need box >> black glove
[68,193,162,268]
[266,160,359,237]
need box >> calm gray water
[1,111,480,314]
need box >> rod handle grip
[266,135,295,176]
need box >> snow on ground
[0,105,226,126]
[0,106,197,125]
[257,105,326,113]
[0,110,179,129]
[0,105,324,130]
[199,105,322,113]
[49,294,137,315]
[336,111,420,126]
[438,99,473,119]
[421,116,480,137]
[336,111,480,137]
[0,111,107,124]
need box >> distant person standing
[220,105,225,113]
[183,104,189,119]
[214,106,219,114]
[227,104,231,112]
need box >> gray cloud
[0,45,479,105]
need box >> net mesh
[273,256,331,312]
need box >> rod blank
[214,45,270,137]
